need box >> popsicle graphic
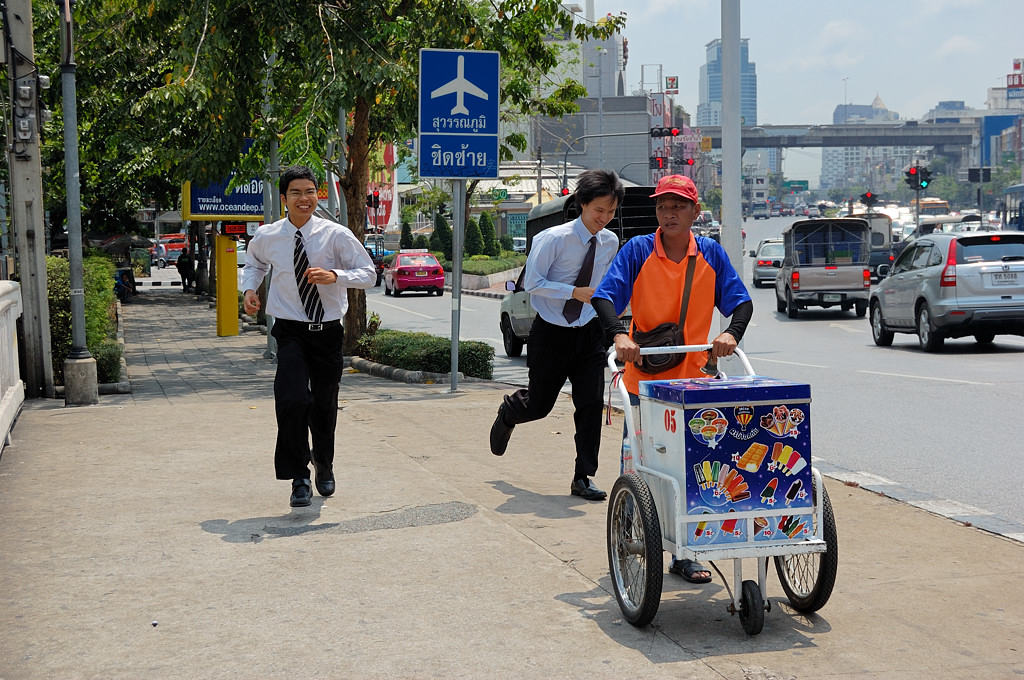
[702,461,714,489]
[693,463,708,489]
[770,442,786,469]
[784,479,803,505]
[694,511,712,539]
[761,478,778,504]
[720,509,740,535]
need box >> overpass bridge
[699,122,976,157]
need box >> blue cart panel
[638,376,814,550]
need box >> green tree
[413,234,430,249]
[478,211,499,256]
[499,234,513,252]
[400,220,414,249]
[464,217,483,256]
[57,0,622,352]
[430,213,453,261]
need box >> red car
[383,250,445,296]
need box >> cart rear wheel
[738,579,765,635]
[607,474,663,627]
[774,477,838,613]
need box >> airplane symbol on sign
[430,55,488,116]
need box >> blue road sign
[419,49,499,179]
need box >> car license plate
[992,272,1018,285]
[823,294,841,302]
[415,271,427,277]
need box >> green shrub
[499,234,513,252]
[461,255,526,276]
[413,234,430,249]
[429,213,452,261]
[400,220,414,249]
[479,212,500,256]
[468,254,490,261]
[357,329,493,380]
[92,339,124,384]
[47,254,121,385]
[464,216,483,256]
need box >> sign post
[419,49,500,391]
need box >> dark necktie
[294,230,324,323]
[562,236,596,324]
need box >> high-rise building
[696,38,756,127]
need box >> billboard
[182,177,265,221]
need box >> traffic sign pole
[449,179,466,392]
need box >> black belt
[277,318,342,332]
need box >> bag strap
[677,253,697,333]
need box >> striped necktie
[294,230,324,323]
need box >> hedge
[355,328,493,379]
[46,254,122,385]
[381,252,525,277]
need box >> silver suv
[869,231,1024,351]
[499,269,535,357]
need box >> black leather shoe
[489,403,514,456]
[310,452,335,497]
[570,477,607,501]
[290,479,312,507]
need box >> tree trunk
[340,95,371,355]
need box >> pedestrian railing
[0,281,25,449]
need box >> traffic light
[365,194,373,207]
[968,168,980,183]
[372,190,380,208]
[860,191,879,208]
[560,187,570,196]
[649,156,668,169]
[650,127,680,137]
[683,158,695,166]
[904,166,920,190]
[918,168,931,189]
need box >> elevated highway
[700,122,976,156]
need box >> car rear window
[399,255,437,266]
[957,234,1024,263]
[759,244,784,257]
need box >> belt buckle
[308,322,323,332]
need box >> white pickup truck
[775,218,873,318]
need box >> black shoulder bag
[631,254,696,374]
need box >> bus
[910,197,950,216]
[1003,183,1024,231]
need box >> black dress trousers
[271,319,345,480]
[502,316,606,478]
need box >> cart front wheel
[739,579,765,635]
[774,476,838,613]
[607,474,663,627]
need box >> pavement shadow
[200,499,337,543]
[556,575,832,662]
[487,480,588,519]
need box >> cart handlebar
[605,344,755,378]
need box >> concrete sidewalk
[1,289,1022,679]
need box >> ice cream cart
[606,345,838,635]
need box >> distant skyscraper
[696,38,757,127]
[821,95,908,190]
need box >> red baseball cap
[650,174,699,203]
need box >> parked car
[869,231,1024,351]
[770,206,781,217]
[150,234,188,268]
[236,240,247,267]
[749,238,784,288]
[383,250,444,296]
[512,237,527,253]
[499,268,535,357]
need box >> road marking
[371,300,434,319]
[829,322,865,333]
[858,370,992,386]
[751,357,829,369]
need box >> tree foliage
[464,216,482,256]
[430,213,452,261]
[478,211,499,256]
[400,220,413,249]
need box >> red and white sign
[1007,72,1024,89]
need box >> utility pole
[59,0,98,405]
[4,0,55,398]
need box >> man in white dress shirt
[489,169,624,501]
[242,166,376,507]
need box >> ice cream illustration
[734,442,768,473]
[753,516,770,536]
[784,479,803,505]
[688,408,728,448]
[761,478,778,505]
[761,404,803,438]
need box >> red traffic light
[684,158,695,166]
[908,167,918,175]
[670,127,680,136]
[560,187,570,196]
[864,192,873,199]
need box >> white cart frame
[606,344,837,634]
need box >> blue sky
[590,0,1023,183]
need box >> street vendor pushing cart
[592,174,753,584]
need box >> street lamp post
[60,0,99,405]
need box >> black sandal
[669,558,712,584]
